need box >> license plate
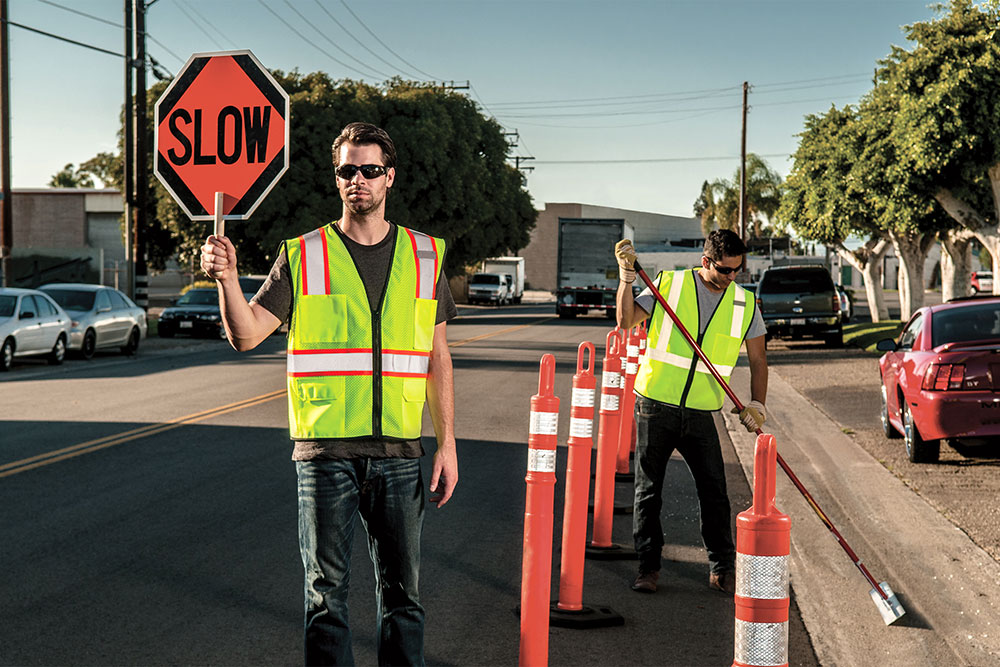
[179,321,193,328]
[791,318,806,326]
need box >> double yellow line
[0,389,285,479]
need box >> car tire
[824,327,843,348]
[47,335,66,365]
[902,399,940,463]
[880,383,901,439]
[1,338,13,372]
[558,308,576,319]
[121,327,140,356]
[81,329,97,360]
[159,326,174,338]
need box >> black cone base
[549,602,625,629]
[585,542,637,560]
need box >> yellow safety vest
[634,268,756,410]
[284,223,445,440]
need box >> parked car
[157,288,226,339]
[835,284,853,323]
[0,287,72,371]
[971,270,993,294]
[39,283,146,359]
[239,275,267,299]
[877,296,1000,463]
[756,265,842,347]
[468,272,511,306]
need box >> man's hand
[201,235,238,282]
[615,239,637,283]
[429,444,458,508]
[731,400,765,433]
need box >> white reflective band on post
[571,387,595,408]
[602,371,621,388]
[301,229,328,296]
[626,361,639,375]
[527,448,557,473]
[734,620,788,667]
[731,293,747,339]
[736,554,789,600]
[529,411,559,435]
[645,347,734,376]
[570,417,593,439]
[382,351,429,376]
[627,344,639,358]
[601,393,620,412]
[408,229,437,300]
[288,350,373,374]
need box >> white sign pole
[214,192,225,238]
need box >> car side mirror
[19,311,35,320]
[170,298,179,305]
[875,338,898,352]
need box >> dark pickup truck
[756,265,843,347]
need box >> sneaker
[708,570,736,594]
[631,570,659,593]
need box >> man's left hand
[429,444,458,508]
[731,400,765,433]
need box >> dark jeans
[296,457,425,667]
[632,396,735,575]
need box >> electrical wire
[4,19,122,58]
[35,0,121,28]
[531,153,790,165]
[173,1,225,50]
[282,0,392,79]
[179,0,240,50]
[337,0,441,80]
[145,33,185,66]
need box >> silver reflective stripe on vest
[731,290,747,339]
[406,228,437,300]
[287,349,373,376]
[382,350,430,376]
[652,272,685,356]
[644,347,734,376]
[300,228,328,296]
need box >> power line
[282,0,392,79]
[145,32,184,66]
[180,0,240,50]
[174,1,225,50]
[532,154,790,165]
[3,19,121,58]
[337,0,441,80]
[486,85,738,108]
[35,0,120,28]
[312,0,426,80]
[257,0,380,79]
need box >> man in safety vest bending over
[200,122,458,666]
[614,229,767,595]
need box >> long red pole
[632,261,887,599]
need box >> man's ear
[386,167,395,189]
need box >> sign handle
[214,192,225,238]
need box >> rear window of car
[758,268,834,294]
[177,290,218,306]
[42,288,95,311]
[932,303,1000,347]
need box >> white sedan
[0,288,72,371]
[40,283,147,359]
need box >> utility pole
[123,0,134,298]
[0,0,12,286]
[133,0,148,309]
[739,81,748,243]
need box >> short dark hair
[703,229,747,261]
[331,122,397,169]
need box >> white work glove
[615,239,637,283]
[731,400,765,433]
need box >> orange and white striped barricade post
[585,329,635,560]
[615,326,640,481]
[550,342,624,629]
[733,433,791,667]
[519,354,559,667]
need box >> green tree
[49,163,95,188]
[692,154,783,238]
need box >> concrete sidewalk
[724,365,1000,666]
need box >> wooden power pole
[0,0,12,286]
[739,81,748,243]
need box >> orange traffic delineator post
[615,326,641,481]
[734,434,790,667]
[586,330,636,561]
[519,354,559,667]
[550,342,624,629]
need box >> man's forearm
[426,327,456,449]
[616,279,634,329]
[216,278,273,351]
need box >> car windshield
[0,295,15,317]
[758,269,833,294]
[932,303,1000,347]
[177,290,218,306]
[42,288,96,311]
[471,274,500,285]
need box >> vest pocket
[413,297,438,351]
[400,376,427,438]
[294,377,346,436]
[295,294,347,344]
[705,332,740,366]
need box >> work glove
[731,400,765,433]
[615,239,637,283]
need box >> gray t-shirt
[634,269,766,339]
[252,222,457,461]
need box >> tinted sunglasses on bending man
[335,163,389,180]
[703,256,743,275]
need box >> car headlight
[201,313,221,321]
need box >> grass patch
[844,320,903,353]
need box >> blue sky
[7,0,938,217]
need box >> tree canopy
[49,163,95,188]
[692,153,783,238]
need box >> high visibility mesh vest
[284,223,445,440]
[633,269,756,410]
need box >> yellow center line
[449,316,555,348]
[0,389,285,479]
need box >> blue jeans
[632,396,735,575]
[296,457,425,666]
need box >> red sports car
[878,297,1000,462]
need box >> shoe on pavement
[709,570,736,594]
[631,570,659,593]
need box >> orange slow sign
[154,50,290,221]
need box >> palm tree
[692,154,783,238]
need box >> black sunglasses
[335,163,388,180]
[704,256,742,275]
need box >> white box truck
[555,218,634,318]
[481,257,525,304]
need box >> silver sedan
[39,283,147,359]
[0,288,72,371]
